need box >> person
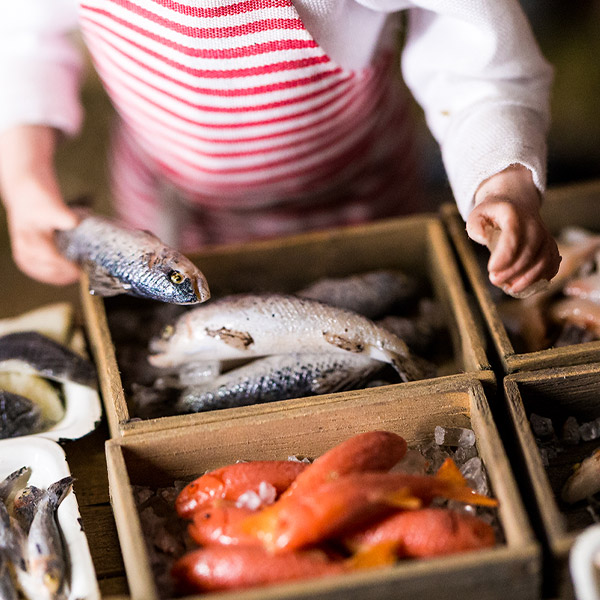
[0,0,561,296]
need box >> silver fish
[177,352,385,413]
[297,269,419,319]
[149,294,423,382]
[0,391,42,439]
[55,214,210,304]
[0,468,30,600]
[12,486,45,533]
[0,331,96,387]
[16,477,74,600]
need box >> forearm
[0,125,61,210]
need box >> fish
[171,542,397,593]
[241,459,498,552]
[149,294,424,382]
[0,303,74,346]
[176,460,308,519]
[281,431,407,501]
[296,270,419,319]
[187,502,258,547]
[563,272,600,303]
[343,507,496,558]
[14,476,74,600]
[0,331,97,388]
[0,373,65,427]
[561,448,600,504]
[0,468,31,600]
[549,298,600,337]
[176,352,386,413]
[54,214,210,304]
[12,486,45,532]
[0,390,43,439]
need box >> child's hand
[466,165,561,297]
[0,125,81,285]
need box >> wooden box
[105,376,539,600]
[442,180,600,374]
[504,363,600,599]
[82,215,492,438]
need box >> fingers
[466,198,561,296]
[10,227,81,285]
[494,236,561,295]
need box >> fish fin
[436,459,499,507]
[84,261,132,296]
[347,541,399,570]
[382,488,422,510]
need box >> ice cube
[530,413,554,438]
[434,425,476,448]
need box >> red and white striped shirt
[0,0,553,247]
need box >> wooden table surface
[63,418,130,598]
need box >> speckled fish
[0,468,30,600]
[12,486,45,533]
[0,390,43,439]
[177,352,385,413]
[149,294,424,382]
[15,477,74,600]
[54,214,210,304]
[0,331,96,388]
[296,270,419,319]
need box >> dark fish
[0,331,97,387]
[55,214,210,304]
[0,391,42,439]
[12,486,45,533]
[297,269,420,319]
[177,352,385,413]
[16,476,74,600]
[0,468,30,600]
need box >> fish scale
[149,293,424,382]
[55,215,210,304]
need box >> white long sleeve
[0,0,84,137]
[398,0,553,219]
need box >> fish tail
[436,459,499,507]
[381,488,422,510]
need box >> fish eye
[170,270,185,284]
[161,325,174,340]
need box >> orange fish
[188,501,257,547]
[175,460,307,519]
[281,430,407,500]
[345,507,496,558]
[243,458,498,552]
[171,543,397,593]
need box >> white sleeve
[0,0,84,137]
[399,0,553,219]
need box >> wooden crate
[504,363,600,599]
[442,180,600,374]
[82,214,492,438]
[105,376,539,600]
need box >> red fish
[188,501,257,547]
[175,460,307,519]
[281,430,407,500]
[243,459,498,552]
[345,507,496,558]
[171,543,397,593]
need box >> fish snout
[194,274,211,303]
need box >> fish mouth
[193,275,211,303]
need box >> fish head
[140,251,211,305]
